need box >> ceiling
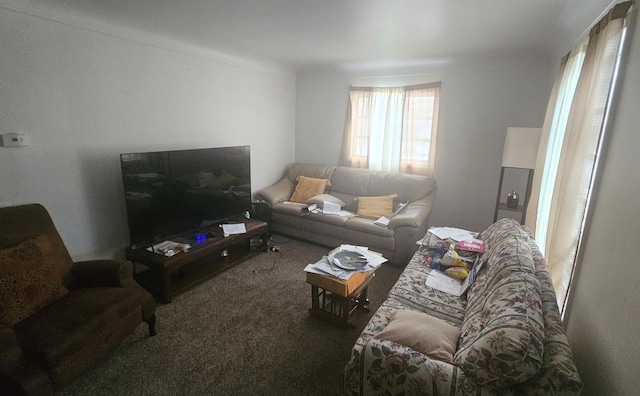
[2,0,612,71]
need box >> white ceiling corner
[1,0,617,72]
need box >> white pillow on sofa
[306,194,346,209]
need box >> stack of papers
[221,223,246,236]
[427,227,476,242]
[147,240,191,257]
[303,245,387,280]
[303,202,354,217]
[425,270,466,296]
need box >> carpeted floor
[57,236,404,396]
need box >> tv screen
[120,145,251,248]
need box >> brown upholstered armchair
[0,204,156,395]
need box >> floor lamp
[494,127,542,224]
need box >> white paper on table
[304,263,333,276]
[428,227,475,242]
[328,210,354,217]
[304,258,363,279]
[340,244,368,252]
[338,245,387,268]
[425,270,464,296]
[221,223,246,236]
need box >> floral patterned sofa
[344,218,582,395]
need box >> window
[526,1,632,315]
[340,83,440,176]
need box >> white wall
[295,53,551,232]
[0,8,296,260]
[564,7,640,395]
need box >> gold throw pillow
[289,176,330,203]
[356,195,394,218]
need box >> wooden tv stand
[125,218,268,303]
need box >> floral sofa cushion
[343,252,467,395]
[454,271,545,387]
[454,220,545,387]
[510,238,583,395]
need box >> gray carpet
[57,237,404,396]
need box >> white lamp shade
[502,127,542,169]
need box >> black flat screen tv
[120,145,251,248]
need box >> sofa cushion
[290,176,331,203]
[287,163,336,183]
[356,195,394,218]
[271,203,350,228]
[376,309,460,363]
[388,260,467,325]
[467,222,534,308]
[330,167,375,197]
[479,218,529,249]
[0,235,68,325]
[14,287,144,368]
[454,271,545,387]
[344,217,394,237]
[306,194,346,209]
[367,171,437,203]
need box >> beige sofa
[254,163,437,265]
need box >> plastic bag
[441,245,465,267]
[445,266,470,280]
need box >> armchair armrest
[0,325,52,395]
[71,260,137,289]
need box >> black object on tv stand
[126,218,268,303]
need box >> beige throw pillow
[289,176,330,203]
[375,310,461,363]
[356,195,394,218]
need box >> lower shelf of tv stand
[126,219,267,303]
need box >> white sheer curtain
[530,39,588,254]
[401,84,440,176]
[526,1,632,314]
[369,88,405,172]
[340,83,440,176]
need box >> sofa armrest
[356,337,465,395]
[0,325,52,395]
[71,260,137,289]
[254,177,295,205]
[388,194,435,230]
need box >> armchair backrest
[0,204,75,287]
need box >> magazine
[147,240,191,257]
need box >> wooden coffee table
[305,251,381,328]
[126,218,267,303]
